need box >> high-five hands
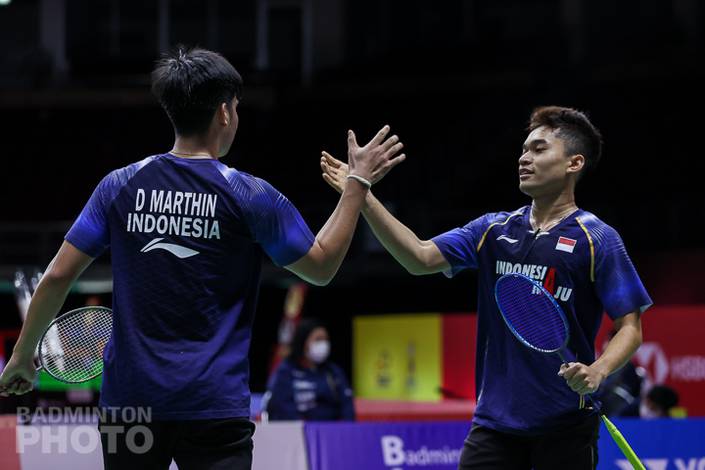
[323,125,405,191]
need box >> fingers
[369,154,406,185]
[15,381,34,395]
[321,160,344,182]
[0,375,14,397]
[347,130,359,150]
[321,152,348,173]
[558,362,579,379]
[559,362,600,394]
[381,134,400,152]
[322,173,344,194]
[369,125,390,146]
[383,141,404,159]
[386,154,406,170]
[321,151,339,168]
[0,377,29,397]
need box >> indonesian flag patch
[555,236,577,253]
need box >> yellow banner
[354,314,441,401]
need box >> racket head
[37,306,113,384]
[494,273,569,354]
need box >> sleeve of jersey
[593,226,653,319]
[430,214,494,277]
[243,178,315,267]
[64,174,113,257]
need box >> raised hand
[320,151,349,194]
[341,125,406,188]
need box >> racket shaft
[600,415,645,470]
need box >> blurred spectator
[262,319,355,421]
[596,329,645,417]
[640,385,680,418]
[596,361,644,417]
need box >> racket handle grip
[557,349,599,406]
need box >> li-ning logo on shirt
[141,238,200,259]
[496,235,519,244]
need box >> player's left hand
[320,151,349,194]
[558,362,606,395]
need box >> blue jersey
[66,153,314,420]
[264,359,355,421]
[432,206,651,434]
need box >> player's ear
[567,154,585,175]
[217,102,230,127]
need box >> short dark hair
[288,318,325,365]
[528,106,603,176]
[151,46,243,136]
[647,385,679,412]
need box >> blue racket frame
[494,274,647,469]
[494,273,572,362]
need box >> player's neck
[171,135,219,159]
[530,191,578,232]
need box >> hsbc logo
[633,342,669,384]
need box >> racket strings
[496,275,567,352]
[39,307,113,383]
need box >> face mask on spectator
[639,401,661,419]
[307,340,330,364]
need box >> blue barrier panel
[305,421,469,470]
[305,419,705,470]
[597,418,705,470]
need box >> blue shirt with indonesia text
[66,153,314,420]
[432,206,652,434]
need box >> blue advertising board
[305,419,705,470]
[598,418,705,470]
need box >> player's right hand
[345,125,406,186]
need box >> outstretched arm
[286,126,405,285]
[0,242,94,396]
[321,152,449,276]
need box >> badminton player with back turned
[321,106,651,469]
[0,47,405,469]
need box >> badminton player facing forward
[0,47,404,469]
[321,106,651,469]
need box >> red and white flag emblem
[555,236,577,253]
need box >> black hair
[288,318,325,364]
[528,106,603,177]
[647,385,679,412]
[151,45,243,136]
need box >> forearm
[13,273,73,359]
[309,179,368,282]
[362,192,438,275]
[13,242,92,359]
[591,316,642,378]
